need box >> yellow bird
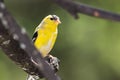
[32,15,61,57]
[27,15,61,80]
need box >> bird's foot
[45,55,60,72]
[26,75,39,80]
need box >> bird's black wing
[32,31,38,42]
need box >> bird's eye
[50,18,54,20]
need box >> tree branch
[0,1,60,80]
[51,0,120,21]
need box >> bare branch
[51,0,120,21]
[0,1,60,80]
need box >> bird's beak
[57,19,61,24]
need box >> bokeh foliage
[0,0,120,80]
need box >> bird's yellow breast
[34,24,58,57]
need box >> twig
[0,1,60,80]
[51,0,120,21]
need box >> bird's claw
[45,55,60,72]
[26,75,39,80]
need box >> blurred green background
[0,0,120,80]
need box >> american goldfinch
[32,15,61,57]
[27,15,61,80]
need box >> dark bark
[51,0,120,21]
[0,1,60,80]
